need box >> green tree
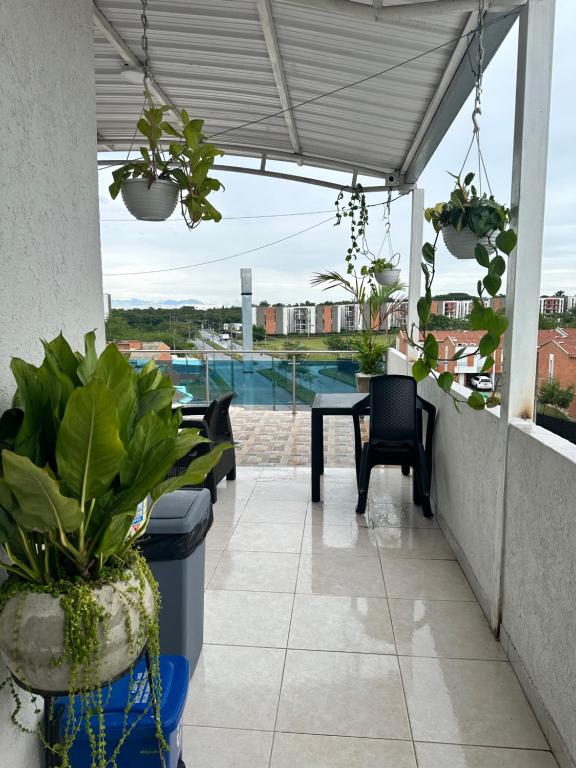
[324,335,350,350]
[539,379,575,410]
[252,324,266,341]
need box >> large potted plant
[0,332,225,765]
[371,256,401,286]
[349,331,388,393]
[109,101,224,230]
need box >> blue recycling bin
[55,655,189,768]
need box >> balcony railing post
[292,354,297,414]
[204,353,210,404]
[407,187,425,361]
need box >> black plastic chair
[169,392,236,503]
[352,375,436,517]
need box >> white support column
[490,0,556,633]
[501,0,556,422]
[407,187,425,360]
[241,269,254,353]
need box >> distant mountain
[111,297,203,309]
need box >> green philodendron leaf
[489,255,506,277]
[94,344,138,444]
[437,371,454,393]
[150,444,229,501]
[487,313,508,338]
[0,506,18,547]
[120,411,179,487]
[483,274,501,297]
[412,359,430,382]
[10,358,49,465]
[93,512,135,558]
[77,331,98,384]
[469,301,486,330]
[0,478,18,515]
[481,355,495,374]
[422,242,435,265]
[479,333,501,357]
[467,392,486,410]
[56,378,126,502]
[495,228,517,255]
[44,333,80,383]
[464,172,475,186]
[475,243,490,268]
[423,333,439,363]
[2,451,82,533]
[417,297,430,327]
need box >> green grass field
[254,333,396,361]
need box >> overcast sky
[99,0,575,308]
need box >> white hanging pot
[442,226,495,261]
[0,573,155,693]
[374,268,401,286]
[121,178,179,222]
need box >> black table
[311,393,369,502]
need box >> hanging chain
[472,0,485,136]
[141,0,150,82]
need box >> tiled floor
[183,466,558,768]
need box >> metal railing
[120,348,365,413]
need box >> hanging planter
[442,225,495,261]
[109,102,224,231]
[120,177,179,222]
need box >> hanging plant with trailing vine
[409,172,516,409]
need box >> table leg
[311,411,323,502]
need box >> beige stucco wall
[0,1,102,764]
[0,0,104,410]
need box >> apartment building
[253,303,363,335]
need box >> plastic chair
[352,375,436,517]
[170,392,236,503]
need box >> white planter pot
[355,372,382,393]
[374,268,401,286]
[121,178,179,221]
[442,226,495,260]
[0,572,155,693]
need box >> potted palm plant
[0,331,226,765]
[350,331,387,393]
[109,101,224,230]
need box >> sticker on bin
[131,501,147,536]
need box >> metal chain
[141,0,150,81]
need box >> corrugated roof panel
[94,0,514,181]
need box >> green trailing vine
[408,171,517,409]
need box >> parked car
[470,375,493,391]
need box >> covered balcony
[1,1,574,768]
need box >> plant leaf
[93,512,135,558]
[478,333,501,357]
[2,451,82,533]
[94,344,138,444]
[150,444,229,501]
[495,228,517,255]
[77,331,98,384]
[437,372,454,393]
[474,243,490,268]
[467,392,486,410]
[483,274,501,297]
[56,378,126,502]
[412,359,430,382]
[481,356,495,373]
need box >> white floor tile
[415,742,558,768]
[183,726,273,768]
[204,590,293,648]
[226,521,304,554]
[207,551,300,593]
[271,733,417,768]
[297,553,386,597]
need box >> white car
[470,375,493,391]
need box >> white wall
[0,1,102,764]
[387,348,576,767]
[0,0,104,410]
[502,422,576,764]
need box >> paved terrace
[230,408,364,467]
[182,466,558,768]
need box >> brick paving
[229,407,367,467]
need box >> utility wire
[100,197,396,222]
[103,215,336,276]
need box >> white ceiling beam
[280,0,525,22]
[93,3,181,122]
[256,0,301,155]
[400,10,477,174]
[403,8,517,182]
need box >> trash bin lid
[147,488,212,535]
[56,655,190,737]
